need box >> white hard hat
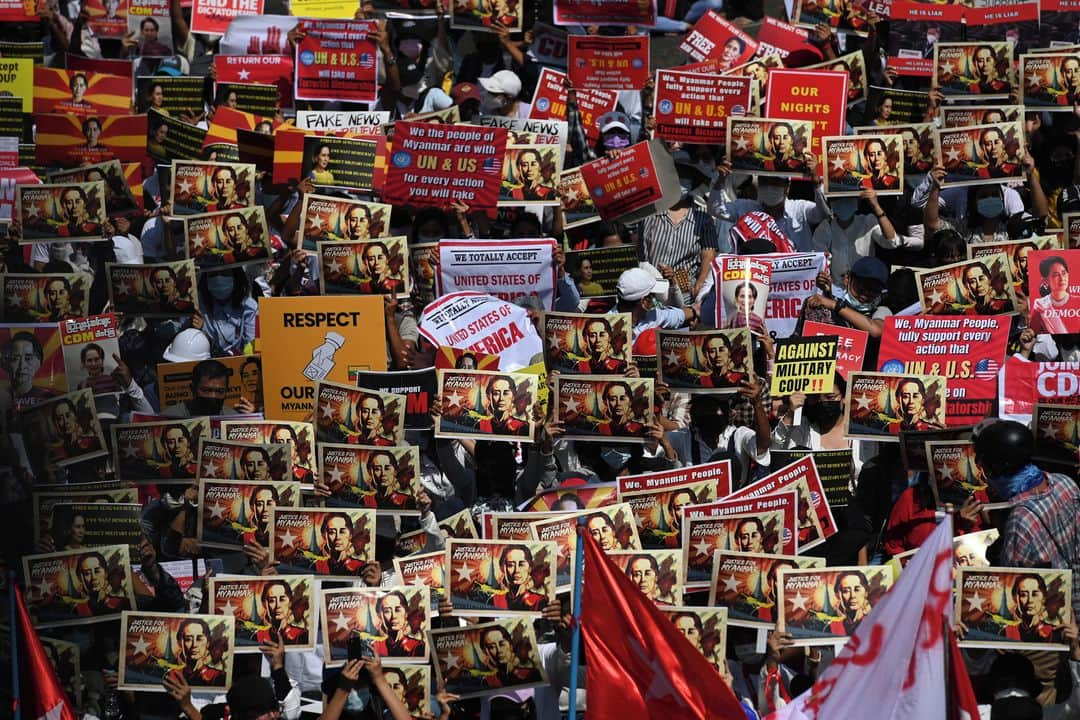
[162,329,211,363]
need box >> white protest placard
[762,252,827,340]
[470,116,569,148]
[294,110,389,135]
[436,239,558,311]
[418,292,543,371]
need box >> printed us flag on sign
[482,157,500,175]
[974,358,1000,381]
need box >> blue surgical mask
[832,198,858,222]
[976,196,1004,218]
[603,134,631,149]
[757,185,786,206]
[842,289,878,314]
[207,276,235,301]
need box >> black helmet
[974,420,1033,479]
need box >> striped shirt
[639,209,719,282]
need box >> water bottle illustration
[303,332,345,380]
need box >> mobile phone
[347,635,374,660]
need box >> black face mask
[693,412,729,441]
[804,401,843,431]
[190,395,225,415]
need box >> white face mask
[757,185,786,206]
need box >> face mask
[976,196,1004,218]
[757,185,786,206]
[832,198,858,222]
[804,400,844,430]
[398,38,423,61]
[679,180,696,198]
[603,134,631,149]
[601,447,631,470]
[207,276,235,301]
[842,289,878,314]
[190,395,225,415]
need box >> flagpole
[568,519,586,720]
[9,571,21,720]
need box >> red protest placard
[33,68,133,117]
[888,56,933,78]
[653,70,751,145]
[553,0,655,26]
[765,68,848,175]
[529,67,618,145]
[294,19,379,104]
[878,315,1009,427]
[567,36,649,91]
[191,0,263,37]
[1001,357,1080,420]
[215,55,294,108]
[383,122,508,210]
[0,0,36,22]
[67,54,135,81]
[578,142,663,222]
[0,167,41,222]
[803,320,867,380]
[679,11,758,67]
[35,114,148,165]
[755,17,814,59]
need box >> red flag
[12,583,78,720]
[580,528,746,719]
[947,630,981,720]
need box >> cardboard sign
[0,166,41,222]
[0,58,32,112]
[769,336,837,396]
[765,69,849,175]
[529,68,618,145]
[191,0,263,36]
[680,11,758,66]
[214,55,295,109]
[33,68,132,118]
[383,122,508,210]
[567,36,649,91]
[755,17,813,59]
[1027,249,1080,335]
[294,110,388,134]
[437,239,557,309]
[578,141,664,222]
[418,292,543,372]
[294,19,378,104]
[999,357,1080,422]
[934,41,1014,100]
[803,321,867,380]
[553,0,655,25]
[653,71,751,145]
[823,134,904,197]
[35,114,148,165]
[255,295,388,421]
[0,0,37,22]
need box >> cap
[162,329,211,362]
[557,470,600,487]
[478,70,522,98]
[850,256,889,286]
[156,56,186,77]
[451,82,482,105]
[616,267,668,302]
[226,676,278,719]
[597,110,631,134]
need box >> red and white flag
[769,517,971,719]
[580,527,747,719]
[12,583,78,720]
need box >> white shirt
[811,214,904,285]
[710,195,829,252]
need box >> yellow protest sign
[769,336,838,397]
[288,0,359,19]
[0,58,34,112]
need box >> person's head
[974,45,997,80]
[82,117,103,147]
[481,626,514,667]
[344,205,371,240]
[834,571,870,616]
[313,143,331,170]
[500,544,533,589]
[877,97,893,120]
[46,276,72,314]
[152,266,178,300]
[2,331,43,392]
[597,111,632,154]
[583,317,613,358]
[963,262,993,302]
[69,73,88,101]
[704,334,733,373]
[363,241,390,278]
[626,554,660,598]
[486,375,516,417]
[242,447,271,481]
[240,357,260,395]
[1011,573,1048,624]
[189,359,230,414]
[736,517,765,552]
[367,450,397,490]
[80,343,105,377]
[734,282,758,312]
[61,187,89,224]
[250,484,278,529]
[803,374,847,431]
[863,139,887,173]
[667,489,696,528]
[77,551,107,594]
[261,580,293,625]
[602,381,632,423]
[615,267,667,315]
[769,122,794,157]
[1040,255,1070,300]
[515,149,543,186]
[212,165,237,204]
[671,612,703,649]
[223,213,249,250]
[478,70,522,115]
[721,37,744,64]
[162,423,192,463]
[140,17,159,42]
[377,590,409,634]
[355,393,385,437]
[52,398,79,439]
[756,176,788,208]
[177,618,211,666]
[586,512,618,551]
[980,127,1007,164]
[320,512,353,555]
[255,120,273,135]
[895,377,927,421]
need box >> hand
[858,187,880,213]
[235,396,256,414]
[138,536,157,570]
[297,178,315,197]
[766,630,794,661]
[340,659,364,684]
[1019,327,1036,354]
[435,690,460,717]
[259,634,286,671]
[111,353,133,387]
[806,153,819,180]
[163,673,193,708]
[438,593,454,617]
[1022,151,1036,176]
[625,362,640,379]
[361,654,385,684]
[243,541,273,571]
[383,294,399,318]
[541,598,563,624]
[313,477,332,498]
[787,392,806,413]
[644,420,664,454]
[658,263,676,281]
[553,246,566,278]
[737,375,764,403]
[811,23,833,46]
[178,537,201,557]
[655,380,671,403]
[360,561,382,587]
[815,271,833,295]
[714,159,732,184]
[958,494,983,524]
[416,489,432,518]
[190,310,205,330]
[883,66,898,87]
